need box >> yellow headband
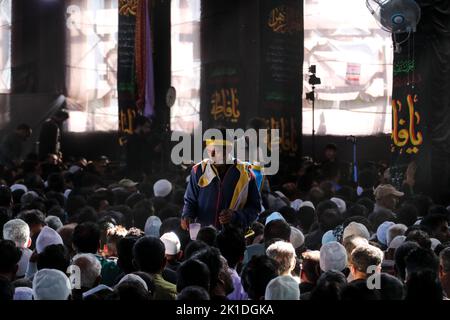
[205,139,233,147]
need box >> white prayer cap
[264,275,300,300]
[117,274,148,291]
[14,287,33,300]
[290,199,303,211]
[20,191,39,205]
[265,212,285,225]
[386,223,408,246]
[388,235,406,250]
[376,221,395,245]
[290,227,305,249]
[68,165,81,174]
[330,197,346,214]
[160,232,181,255]
[33,269,71,300]
[153,179,173,198]
[64,189,72,199]
[299,201,315,210]
[320,241,347,272]
[343,222,370,241]
[10,184,28,193]
[45,216,63,231]
[36,226,64,254]
[430,238,442,251]
[144,216,162,237]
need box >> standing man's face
[207,145,232,165]
[379,194,399,211]
[19,129,32,141]
[325,148,336,161]
[434,222,450,243]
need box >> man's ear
[161,256,167,269]
[26,238,32,248]
[177,251,183,261]
[95,275,102,287]
[439,264,445,278]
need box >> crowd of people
[0,125,449,301]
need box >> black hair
[0,185,11,207]
[72,222,101,254]
[176,259,210,293]
[177,285,210,301]
[184,240,209,260]
[196,226,218,247]
[66,195,87,220]
[216,226,246,269]
[410,194,433,218]
[0,240,22,274]
[241,255,279,300]
[47,173,65,193]
[358,169,377,189]
[405,269,442,300]
[125,192,146,209]
[310,270,347,301]
[0,276,14,300]
[344,204,368,219]
[318,208,342,232]
[356,197,375,215]
[191,247,222,291]
[405,229,432,249]
[132,271,155,295]
[132,236,165,274]
[297,206,315,233]
[377,273,404,300]
[37,244,70,273]
[17,123,31,131]
[343,216,373,233]
[397,202,419,227]
[341,280,381,300]
[18,209,45,227]
[131,199,154,230]
[325,143,337,151]
[111,281,151,301]
[157,204,181,222]
[76,206,99,224]
[264,219,291,242]
[394,241,420,282]
[420,214,449,240]
[405,247,439,276]
[278,206,298,226]
[117,236,140,274]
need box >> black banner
[117,0,138,145]
[200,0,303,162]
[390,1,450,201]
[259,0,303,158]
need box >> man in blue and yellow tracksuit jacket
[181,139,261,231]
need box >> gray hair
[45,216,63,231]
[3,219,30,248]
[386,224,408,247]
[440,247,450,273]
[266,241,296,275]
[72,253,102,289]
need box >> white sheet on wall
[303,0,393,136]
[65,0,119,132]
[0,0,11,94]
[170,0,201,133]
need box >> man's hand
[218,209,235,225]
[181,217,191,231]
[404,161,417,187]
